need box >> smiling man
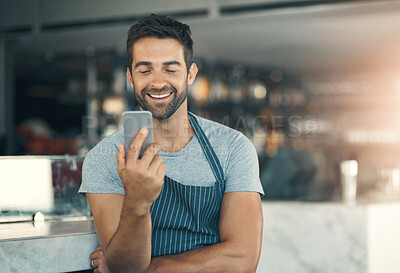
[79,14,264,273]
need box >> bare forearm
[146,241,256,273]
[105,195,152,273]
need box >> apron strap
[188,112,225,182]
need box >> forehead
[132,37,185,64]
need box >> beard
[134,83,188,120]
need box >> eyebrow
[134,61,182,69]
[163,61,181,67]
[134,61,151,68]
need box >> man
[79,14,264,273]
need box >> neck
[151,103,194,153]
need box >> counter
[257,201,400,273]
[0,220,98,272]
[1,201,400,273]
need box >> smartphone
[123,111,153,158]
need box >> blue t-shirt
[79,113,264,196]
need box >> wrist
[131,203,152,217]
[123,193,152,217]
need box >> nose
[149,70,167,90]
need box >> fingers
[90,259,97,269]
[89,250,99,260]
[140,144,162,168]
[148,154,163,171]
[90,245,109,273]
[116,143,126,175]
[89,250,102,260]
[127,127,148,164]
[157,162,167,177]
[89,245,103,266]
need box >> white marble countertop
[257,200,400,273]
[0,219,96,242]
[1,200,400,273]
[0,219,98,273]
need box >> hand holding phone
[118,111,165,206]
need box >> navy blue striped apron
[150,112,225,257]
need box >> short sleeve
[78,138,125,196]
[224,133,264,197]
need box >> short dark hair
[126,14,193,73]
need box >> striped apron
[150,112,226,257]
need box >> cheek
[174,75,189,89]
[131,77,147,91]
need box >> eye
[165,70,176,73]
[139,70,151,74]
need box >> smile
[147,92,173,99]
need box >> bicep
[219,192,263,261]
[224,135,264,197]
[86,193,124,248]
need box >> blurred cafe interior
[1,0,400,272]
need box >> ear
[187,62,198,86]
[126,67,134,89]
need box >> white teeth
[149,92,172,99]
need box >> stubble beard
[134,83,188,120]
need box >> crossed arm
[87,191,263,273]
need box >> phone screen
[123,111,153,158]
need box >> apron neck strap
[188,112,225,182]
